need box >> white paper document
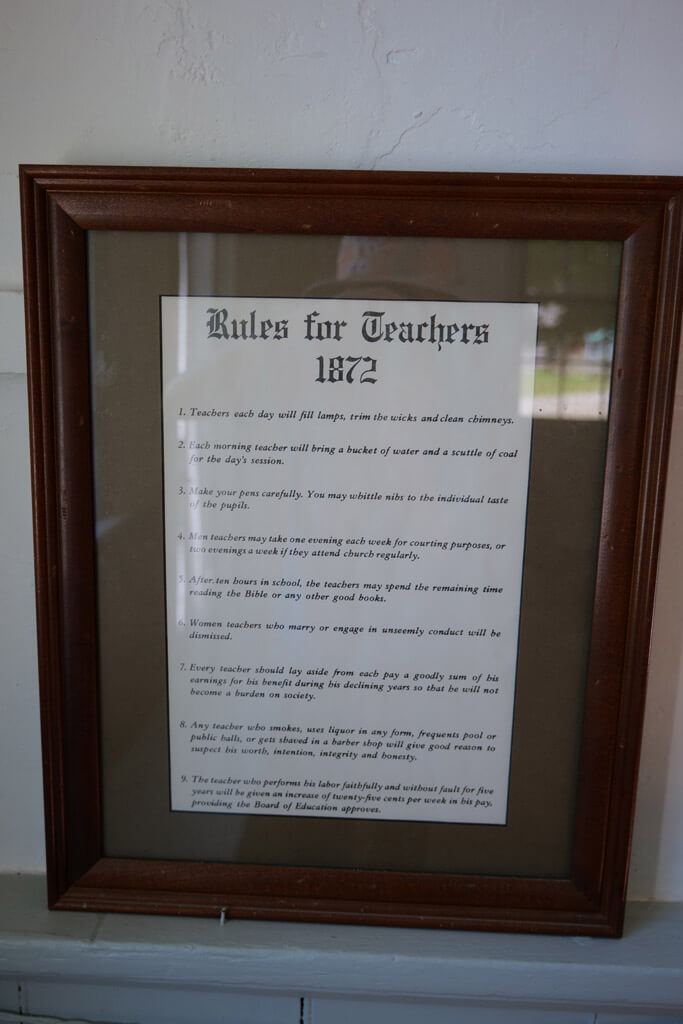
[161,296,538,824]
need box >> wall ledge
[0,875,682,1021]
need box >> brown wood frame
[19,165,683,936]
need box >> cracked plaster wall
[1,0,683,900]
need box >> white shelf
[0,875,682,1023]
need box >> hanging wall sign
[20,165,683,935]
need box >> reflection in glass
[175,232,620,420]
[523,241,620,420]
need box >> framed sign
[20,166,683,935]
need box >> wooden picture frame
[20,165,683,935]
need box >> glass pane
[89,231,620,877]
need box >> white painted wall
[1,0,682,900]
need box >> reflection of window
[522,321,614,421]
[331,237,620,421]
[524,242,620,420]
[196,233,621,422]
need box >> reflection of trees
[525,242,621,417]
